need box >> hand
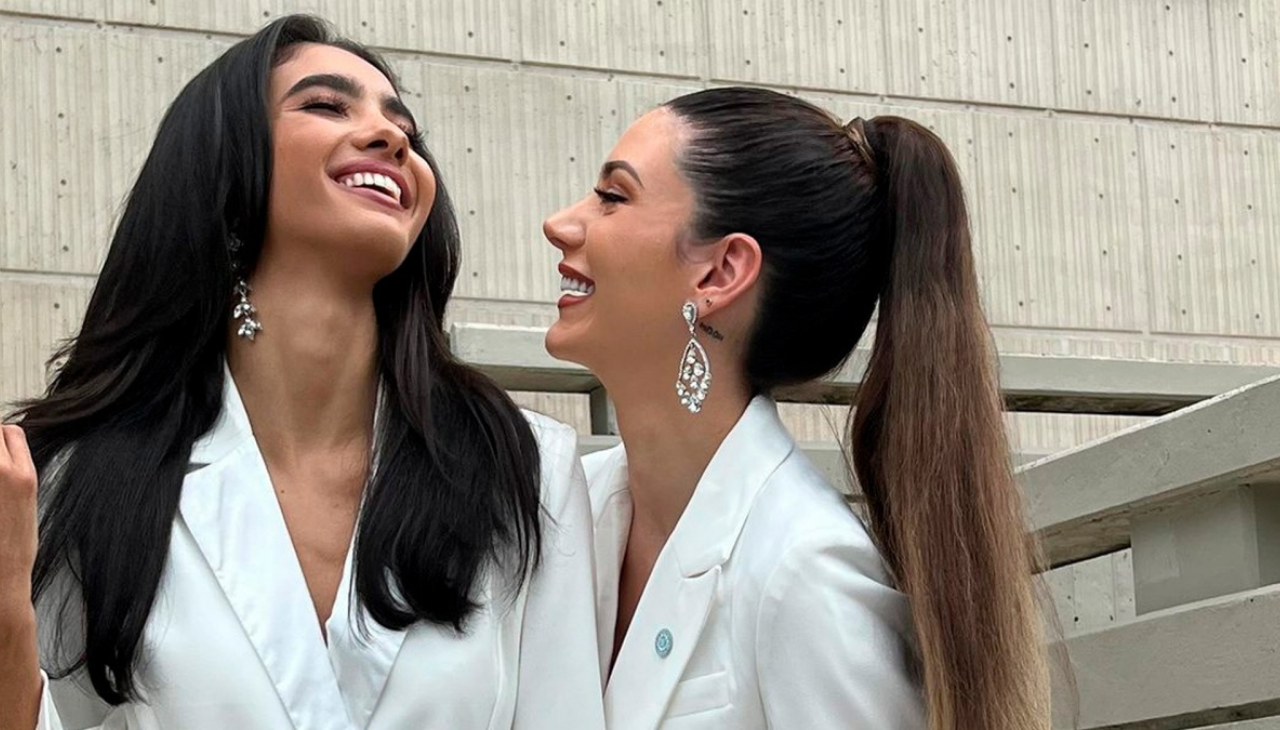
[0,425,38,605]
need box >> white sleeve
[511,421,606,730]
[36,670,117,730]
[35,671,64,730]
[35,575,116,729]
[756,531,925,730]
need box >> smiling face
[541,107,705,384]
[263,43,436,284]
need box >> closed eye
[304,96,420,144]
[594,188,627,205]
[301,96,349,115]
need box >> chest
[614,529,665,667]
[265,454,366,630]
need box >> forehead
[608,107,687,187]
[269,43,398,99]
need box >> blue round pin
[655,628,673,658]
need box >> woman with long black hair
[0,15,603,730]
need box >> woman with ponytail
[0,15,603,730]
[543,86,1050,729]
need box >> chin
[544,320,588,366]
[330,227,417,278]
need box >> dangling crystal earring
[232,279,263,341]
[228,233,263,341]
[676,301,711,414]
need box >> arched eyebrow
[601,160,644,188]
[285,72,363,100]
[285,73,419,134]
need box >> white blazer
[35,374,605,730]
[585,397,924,729]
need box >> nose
[543,197,588,253]
[356,112,410,164]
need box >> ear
[691,232,762,318]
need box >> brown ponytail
[851,117,1051,730]
[663,89,1053,729]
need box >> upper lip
[558,263,595,285]
[330,159,412,210]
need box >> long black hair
[15,15,542,705]
[664,88,1050,730]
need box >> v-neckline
[179,368,406,729]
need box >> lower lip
[558,293,592,308]
[335,181,405,211]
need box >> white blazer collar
[179,368,405,729]
[665,396,795,576]
[593,395,796,573]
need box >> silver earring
[233,279,263,341]
[676,301,711,414]
[228,233,263,341]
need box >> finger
[0,424,15,464]
[3,426,34,475]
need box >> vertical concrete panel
[1210,0,1280,126]
[1144,125,1280,337]
[1044,550,1135,638]
[0,20,228,275]
[883,0,1056,107]
[0,275,94,409]
[614,79,703,125]
[2,0,518,58]
[0,0,93,16]
[971,113,1143,331]
[1055,0,1216,121]
[521,0,705,76]
[708,0,884,93]
[405,63,620,303]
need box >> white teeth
[337,172,403,206]
[559,275,595,296]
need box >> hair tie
[843,117,876,170]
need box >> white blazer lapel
[598,397,796,730]
[180,372,354,730]
[586,447,632,681]
[603,561,721,730]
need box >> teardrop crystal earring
[676,301,711,413]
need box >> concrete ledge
[453,323,1279,417]
[1197,720,1280,730]
[1055,583,1280,729]
[1022,375,1280,568]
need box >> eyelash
[301,94,419,140]
[594,188,627,205]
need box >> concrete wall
[2,0,1278,638]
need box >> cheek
[592,235,686,328]
[268,132,329,217]
[411,157,437,228]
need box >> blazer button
[655,628,673,658]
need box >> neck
[225,249,379,465]
[607,368,752,540]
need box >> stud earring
[676,301,711,413]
